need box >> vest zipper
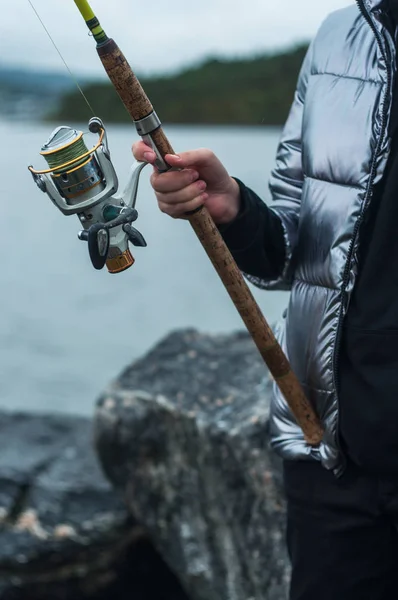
[332,0,392,477]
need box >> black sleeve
[218,178,286,281]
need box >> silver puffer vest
[249,0,396,474]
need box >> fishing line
[41,135,90,171]
[27,0,96,117]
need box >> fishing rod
[28,0,324,446]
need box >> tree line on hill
[53,44,309,126]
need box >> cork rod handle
[97,39,324,446]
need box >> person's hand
[132,142,241,224]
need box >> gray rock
[95,329,290,600]
[0,412,188,600]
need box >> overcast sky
[2,0,352,77]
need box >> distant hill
[53,44,309,126]
[0,64,73,93]
[0,65,80,120]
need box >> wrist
[215,177,242,225]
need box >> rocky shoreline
[0,412,187,599]
[1,329,289,600]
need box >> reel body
[29,117,147,274]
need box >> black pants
[283,460,398,600]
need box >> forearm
[219,178,286,281]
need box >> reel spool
[29,117,148,274]
[40,126,105,203]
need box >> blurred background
[0,0,350,416]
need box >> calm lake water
[0,121,288,416]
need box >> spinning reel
[29,117,148,274]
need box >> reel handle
[88,225,110,271]
[79,208,146,270]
